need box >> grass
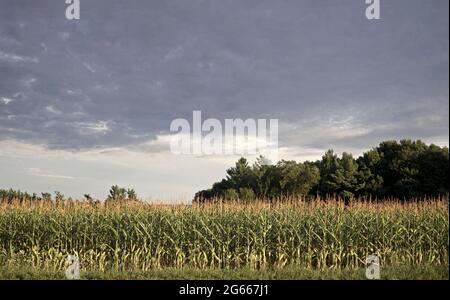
[0,265,447,280]
[0,198,448,280]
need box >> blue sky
[0,0,448,201]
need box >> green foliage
[195,139,449,202]
[224,188,239,201]
[278,160,320,197]
[417,144,450,195]
[239,187,255,202]
[106,185,139,203]
[355,149,384,196]
[54,191,64,203]
[0,189,33,204]
[226,157,254,190]
[318,149,341,195]
[41,192,52,202]
[126,189,138,201]
[106,185,126,202]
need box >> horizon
[0,138,447,202]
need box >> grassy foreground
[0,265,448,280]
[0,199,448,280]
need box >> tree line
[194,140,449,202]
[0,185,138,204]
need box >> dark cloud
[0,0,448,150]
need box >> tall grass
[0,198,448,273]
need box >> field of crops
[0,199,448,279]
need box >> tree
[193,140,449,203]
[41,192,52,202]
[126,189,138,201]
[278,160,320,197]
[356,149,383,197]
[252,156,274,198]
[239,187,255,202]
[106,185,127,202]
[318,151,358,200]
[193,189,215,203]
[339,152,358,198]
[375,140,427,198]
[211,179,233,198]
[224,188,239,201]
[54,191,65,203]
[318,150,341,196]
[226,157,254,190]
[417,144,449,196]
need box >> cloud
[0,0,447,151]
[75,121,112,135]
[28,167,75,180]
[82,62,95,73]
[0,50,38,63]
[1,97,13,105]
[45,105,62,115]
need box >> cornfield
[0,199,448,274]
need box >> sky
[0,0,448,201]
